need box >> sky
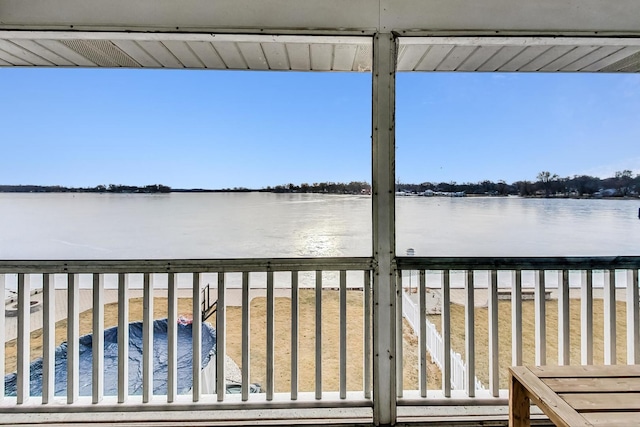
[1,68,639,189]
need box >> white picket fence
[402,290,484,391]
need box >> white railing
[396,256,640,403]
[1,258,374,419]
[3,256,640,424]
[401,290,484,391]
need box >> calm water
[0,192,639,260]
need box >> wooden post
[509,371,531,427]
[372,32,397,426]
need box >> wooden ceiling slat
[500,46,551,71]
[213,42,248,70]
[262,42,289,70]
[9,39,74,66]
[310,44,333,71]
[582,46,640,71]
[136,41,183,68]
[187,42,227,69]
[163,41,204,68]
[561,46,622,71]
[415,45,454,71]
[333,44,357,71]
[397,45,428,71]
[518,45,575,71]
[436,45,477,71]
[539,46,598,71]
[286,43,311,71]
[28,39,97,66]
[0,40,53,66]
[237,42,269,70]
[477,46,525,71]
[455,45,502,71]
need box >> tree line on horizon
[2,170,638,197]
[394,170,640,197]
[0,184,172,193]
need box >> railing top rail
[396,256,640,271]
[0,257,375,274]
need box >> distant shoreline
[1,184,638,199]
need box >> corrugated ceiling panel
[286,43,311,71]
[333,44,356,71]
[415,45,454,71]
[163,41,204,68]
[604,50,640,72]
[0,58,10,66]
[455,45,502,71]
[0,47,35,65]
[500,45,551,71]
[4,33,640,74]
[581,46,640,71]
[111,40,160,67]
[352,44,371,71]
[88,40,140,67]
[517,45,575,71]
[136,41,183,68]
[618,60,640,72]
[436,45,476,71]
[0,40,53,66]
[61,40,120,67]
[539,46,598,71]
[36,39,97,66]
[310,44,333,71]
[10,39,75,66]
[397,45,428,71]
[562,46,622,71]
[187,41,226,69]
[213,42,247,69]
[262,42,289,70]
[237,42,268,70]
[477,46,525,71]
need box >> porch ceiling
[3,33,640,72]
[1,0,640,72]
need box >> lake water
[1,192,639,260]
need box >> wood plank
[163,40,204,68]
[543,377,640,393]
[286,43,310,71]
[509,370,531,427]
[415,45,453,71]
[509,366,590,427]
[237,42,269,70]
[500,45,551,71]
[561,392,640,411]
[529,365,640,378]
[263,42,290,70]
[332,44,356,71]
[436,45,477,71]
[456,45,501,71]
[584,412,640,427]
[187,41,226,69]
[397,44,428,71]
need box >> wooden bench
[509,365,640,426]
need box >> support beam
[3,0,640,36]
[372,32,397,427]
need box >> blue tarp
[4,319,216,396]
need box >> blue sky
[1,68,639,189]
